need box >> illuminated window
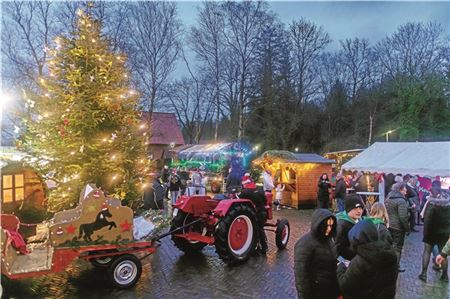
[1,174,25,203]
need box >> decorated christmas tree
[18,9,150,211]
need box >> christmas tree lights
[18,10,150,211]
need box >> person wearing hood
[337,219,398,299]
[335,194,364,260]
[294,209,339,299]
[418,186,450,283]
[385,182,409,272]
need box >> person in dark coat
[335,194,364,260]
[418,186,450,283]
[226,167,243,193]
[317,173,331,209]
[385,182,410,272]
[143,175,165,210]
[240,188,268,254]
[335,173,347,212]
[294,209,338,299]
[168,170,182,204]
[337,219,398,299]
[405,176,420,232]
[161,165,170,199]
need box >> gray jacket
[386,190,409,232]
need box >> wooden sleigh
[1,185,157,289]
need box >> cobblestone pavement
[2,208,449,299]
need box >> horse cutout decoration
[79,203,117,242]
[49,186,134,246]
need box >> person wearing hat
[242,172,256,189]
[335,194,364,260]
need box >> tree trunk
[368,113,373,147]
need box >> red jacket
[242,175,256,189]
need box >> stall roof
[324,149,364,155]
[291,153,335,164]
[341,142,450,177]
[254,151,334,164]
[178,143,233,154]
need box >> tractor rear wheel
[214,204,257,266]
[275,219,290,249]
[171,210,208,253]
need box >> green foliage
[18,11,150,212]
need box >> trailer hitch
[151,218,204,242]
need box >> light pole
[385,130,392,142]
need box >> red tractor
[168,190,290,266]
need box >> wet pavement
[2,208,449,299]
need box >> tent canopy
[341,142,450,177]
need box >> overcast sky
[178,1,450,50]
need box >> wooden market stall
[253,151,334,209]
[324,149,364,173]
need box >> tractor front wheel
[275,219,290,250]
[171,210,208,253]
[214,204,257,266]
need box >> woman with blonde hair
[367,202,393,246]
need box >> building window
[1,174,25,203]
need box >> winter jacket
[168,174,182,191]
[317,179,331,203]
[143,178,165,210]
[365,217,393,247]
[337,219,398,299]
[385,190,409,232]
[335,211,357,260]
[423,194,450,245]
[335,178,346,199]
[441,237,450,258]
[294,209,339,299]
[226,172,242,192]
[262,171,275,191]
[406,183,420,212]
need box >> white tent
[341,142,450,177]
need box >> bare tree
[340,38,375,101]
[376,22,447,79]
[221,0,272,140]
[2,1,58,88]
[124,1,182,124]
[289,18,331,106]
[165,53,215,144]
[190,2,226,141]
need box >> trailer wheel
[88,250,118,268]
[107,254,142,289]
[91,256,115,268]
[171,211,208,253]
[275,219,290,250]
[214,204,257,266]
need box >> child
[275,183,285,210]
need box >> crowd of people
[295,173,450,299]
[141,166,206,210]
